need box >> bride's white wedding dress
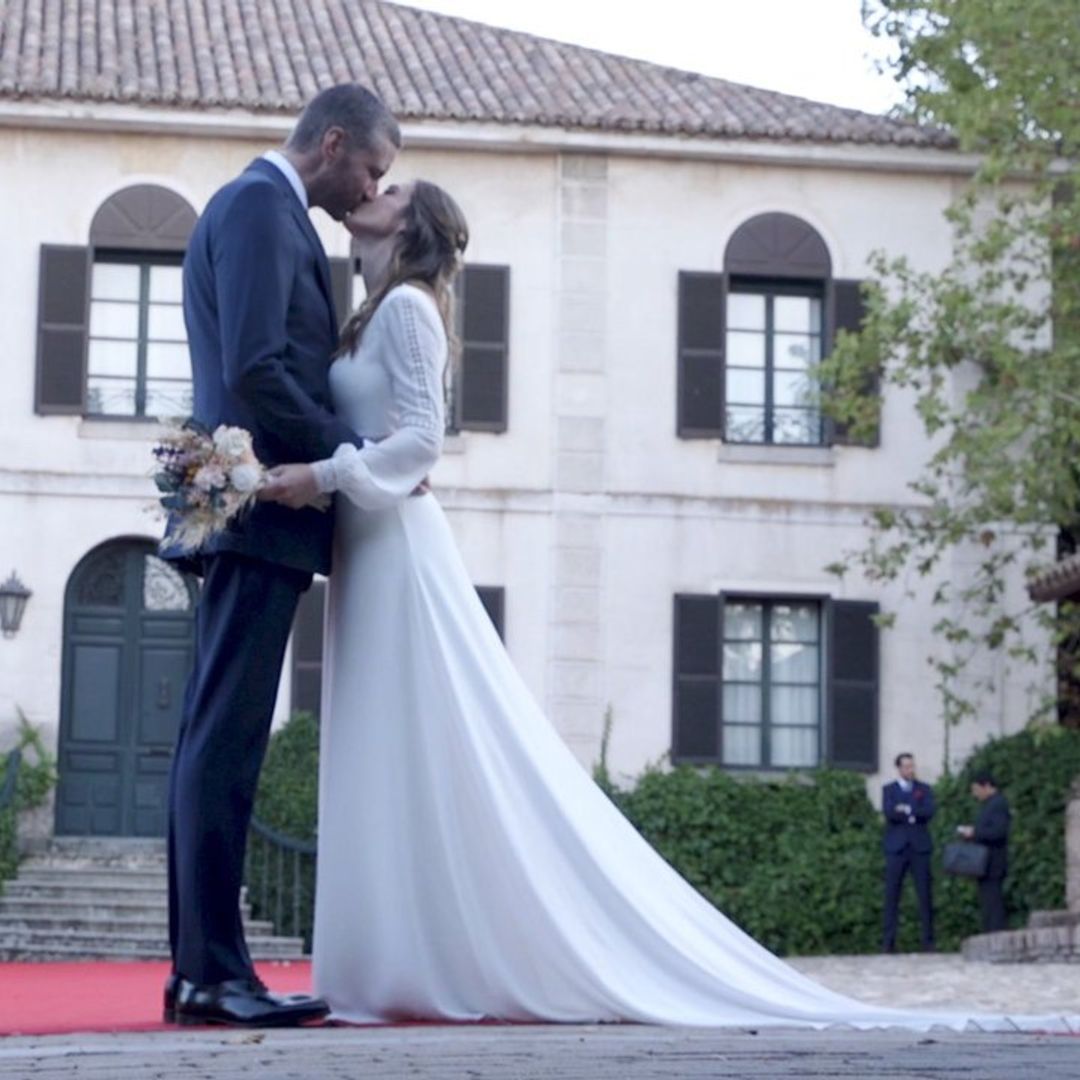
[309,284,1073,1032]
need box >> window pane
[89,300,139,339]
[771,604,819,643]
[771,643,819,683]
[770,685,819,726]
[145,379,194,418]
[91,263,140,302]
[772,408,821,445]
[726,331,766,368]
[146,342,191,380]
[87,377,137,416]
[87,339,138,378]
[770,726,818,767]
[723,683,761,724]
[723,725,762,766]
[724,602,763,641]
[727,293,765,331]
[774,296,821,333]
[774,334,820,370]
[725,406,765,443]
[147,303,186,341]
[723,641,762,681]
[148,265,183,303]
[725,368,765,406]
[773,369,815,408]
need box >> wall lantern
[0,573,31,638]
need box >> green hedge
[0,715,58,888]
[251,712,1080,955]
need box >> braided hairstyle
[336,179,469,358]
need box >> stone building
[0,0,1048,842]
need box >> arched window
[677,212,872,447]
[36,184,197,419]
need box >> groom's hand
[260,464,322,510]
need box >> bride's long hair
[336,180,470,358]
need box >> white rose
[192,464,227,492]
[212,425,252,459]
[229,463,262,494]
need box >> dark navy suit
[881,779,936,951]
[973,791,1011,932]
[163,158,361,985]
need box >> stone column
[1067,778,1080,913]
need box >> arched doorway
[55,539,197,837]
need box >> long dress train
[309,284,1075,1032]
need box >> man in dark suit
[161,84,400,1027]
[958,772,1011,933]
[881,752,936,953]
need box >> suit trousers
[978,876,1007,933]
[883,849,934,950]
[167,553,310,985]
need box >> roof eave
[0,97,979,175]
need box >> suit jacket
[882,780,935,855]
[161,157,360,576]
[973,791,1010,880]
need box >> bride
[265,179,1073,1032]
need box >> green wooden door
[55,541,196,837]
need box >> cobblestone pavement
[789,952,1080,1013]
[1,1024,1078,1080]
[2,955,1078,1079]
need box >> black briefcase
[943,840,989,877]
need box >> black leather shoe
[163,971,181,1023]
[174,976,330,1027]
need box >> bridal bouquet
[153,420,265,553]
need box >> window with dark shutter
[829,279,880,448]
[825,599,880,771]
[475,586,505,641]
[672,595,721,761]
[291,580,326,717]
[455,265,509,432]
[36,245,90,415]
[676,272,725,437]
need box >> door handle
[157,678,172,709]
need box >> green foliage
[816,1,1080,728]
[256,711,1080,956]
[0,711,59,888]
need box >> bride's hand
[259,464,322,510]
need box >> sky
[393,0,905,115]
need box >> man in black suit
[958,772,1011,933]
[161,85,400,1026]
[881,752,936,953]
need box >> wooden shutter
[672,594,720,762]
[677,272,725,437]
[36,245,90,415]
[829,279,880,448]
[825,599,879,772]
[328,256,355,331]
[290,580,326,717]
[457,265,509,432]
[475,586,505,641]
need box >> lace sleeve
[310,290,445,509]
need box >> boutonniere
[913,788,925,800]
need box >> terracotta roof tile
[0,0,954,147]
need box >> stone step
[1027,909,1080,929]
[0,897,252,920]
[1,881,168,903]
[0,941,306,962]
[0,914,276,935]
[0,929,305,958]
[962,924,1080,963]
[15,869,168,889]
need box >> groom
[161,84,400,1026]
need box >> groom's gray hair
[287,84,401,154]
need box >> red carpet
[0,960,316,1036]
